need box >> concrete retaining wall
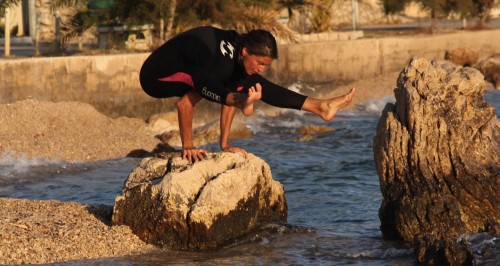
[1,29,499,119]
[267,29,500,83]
[0,53,160,119]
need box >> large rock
[112,152,287,250]
[474,54,500,89]
[444,47,478,67]
[373,58,499,265]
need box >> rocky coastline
[0,61,497,263]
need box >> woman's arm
[220,104,248,159]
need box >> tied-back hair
[239,30,278,59]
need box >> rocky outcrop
[112,152,287,250]
[296,125,336,142]
[373,58,499,265]
[444,48,479,67]
[474,54,500,89]
[297,125,335,135]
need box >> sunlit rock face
[373,57,499,265]
[112,152,287,250]
[474,54,500,89]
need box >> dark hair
[240,30,278,59]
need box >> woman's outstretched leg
[301,88,356,122]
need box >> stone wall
[267,29,500,83]
[1,29,499,119]
[0,53,160,119]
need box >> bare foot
[319,88,355,122]
[242,83,262,116]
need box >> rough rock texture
[112,152,287,250]
[296,125,336,142]
[373,58,499,265]
[444,48,479,67]
[297,125,335,135]
[474,54,500,89]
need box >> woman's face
[241,47,274,75]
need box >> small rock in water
[297,125,335,135]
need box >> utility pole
[5,6,11,57]
[55,10,61,53]
[28,0,36,41]
[351,0,359,31]
[35,11,40,56]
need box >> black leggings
[238,74,307,110]
[140,57,192,98]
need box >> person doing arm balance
[140,26,355,163]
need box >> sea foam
[0,152,68,183]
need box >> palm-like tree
[0,0,20,16]
[308,0,335,33]
[49,0,94,49]
[1,0,21,57]
[230,5,298,43]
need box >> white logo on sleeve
[202,87,221,103]
[220,40,234,59]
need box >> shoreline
[0,71,400,264]
[0,68,496,264]
[0,70,402,163]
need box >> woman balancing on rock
[140,26,355,163]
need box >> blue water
[1,89,499,265]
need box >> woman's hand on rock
[182,147,208,164]
[222,146,248,159]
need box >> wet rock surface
[112,152,287,250]
[373,57,499,265]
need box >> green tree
[113,0,179,40]
[172,0,296,39]
[0,0,20,16]
[49,0,95,47]
[381,0,411,15]
[308,0,335,32]
[472,0,495,27]
[381,0,495,30]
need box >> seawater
[0,89,499,265]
